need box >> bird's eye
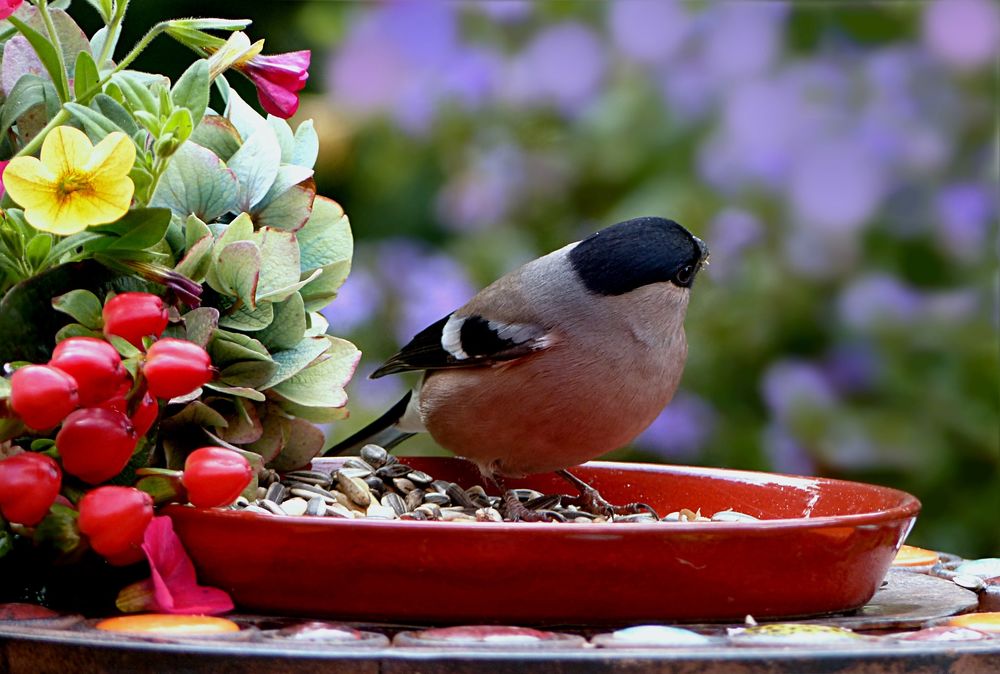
[674,264,695,286]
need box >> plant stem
[97,0,131,66]
[36,0,71,103]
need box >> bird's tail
[324,391,416,456]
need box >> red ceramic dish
[165,457,920,625]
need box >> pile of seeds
[232,444,760,524]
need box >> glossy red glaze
[165,458,920,624]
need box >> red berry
[78,486,153,565]
[9,364,79,430]
[56,408,137,484]
[102,292,168,349]
[99,391,158,438]
[182,447,253,508]
[0,453,62,525]
[142,338,213,400]
[49,337,128,406]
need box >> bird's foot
[501,490,564,522]
[556,469,660,520]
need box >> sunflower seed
[339,467,373,480]
[415,503,441,520]
[283,470,333,488]
[291,488,336,504]
[306,496,327,516]
[242,504,271,516]
[325,503,355,519]
[382,492,407,516]
[360,444,389,468]
[392,477,417,494]
[475,507,503,522]
[259,499,285,516]
[337,473,372,508]
[405,489,425,511]
[407,470,433,486]
[524,494,561,511]
[281,497,309,517]
[511,489,543,502]
[423,492,451,507]
[366,505,397,519]
[265,483,286,504]
[375,463,412,480]
[256,486,267,500]
[445,483,477,508]
[711,510,759,523]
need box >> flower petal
[86,132,136,180]
[252,79,302,118]
[40,126,94,177]
[141,517,234,615]
[24,197,89,236]
[2,156,58,211]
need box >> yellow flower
[3,126,136,235]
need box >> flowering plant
[0,0,357,612]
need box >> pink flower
[0,160,9,198]
[0,0,23,21]
[236,50,310,118]
[130,516,234,615]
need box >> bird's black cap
[569,217,708,296]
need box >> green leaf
[272,338,361,408]
[209,328,271,364]
[167,18,253,31]
[281,399,350,425]
[6,15,69,100]
[83,0,113,23]
[55,322,103,342]
[171,59,210,129]
[218,301,274,332]
[184,214,212,250]
[150,141,238,222]
[65,101,124,140]
[260,336,331,390]
[214,211,255,252]
[217,397,264,444]
[0,377,11,399]
[256,292,306,351]
[254,227,302,302]
[246,413,287,463]
[92,94,140,136]
[189,115,242,162]
[225,87,267,141]
[297,196,353,273]
[252,164,313,212]
[174,234,213,282]
[267,115,295,163]
[228,126,282,211]
[218,360,277,389]
[162,400,229,430]
[291,119,319,168]
[0,75,51,140]
[268,418,325,472]
[89,25,118,66]
[300,262,351,313]
[183,306,220,348]
[209,241,260,307]
[73,50,100,104]
[25,233,52,268]
[203,382,266,402]
[89,208,172,251]
[112,70,162,114]
[52,288,104,328]
[162,107,194,147]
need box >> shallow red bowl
[165,457,920,625]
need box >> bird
[327,216,709,520]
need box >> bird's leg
[491,475,559,522]
[556,469,659,519]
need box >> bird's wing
[370,313,553,378]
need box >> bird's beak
[694,235,710,269]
